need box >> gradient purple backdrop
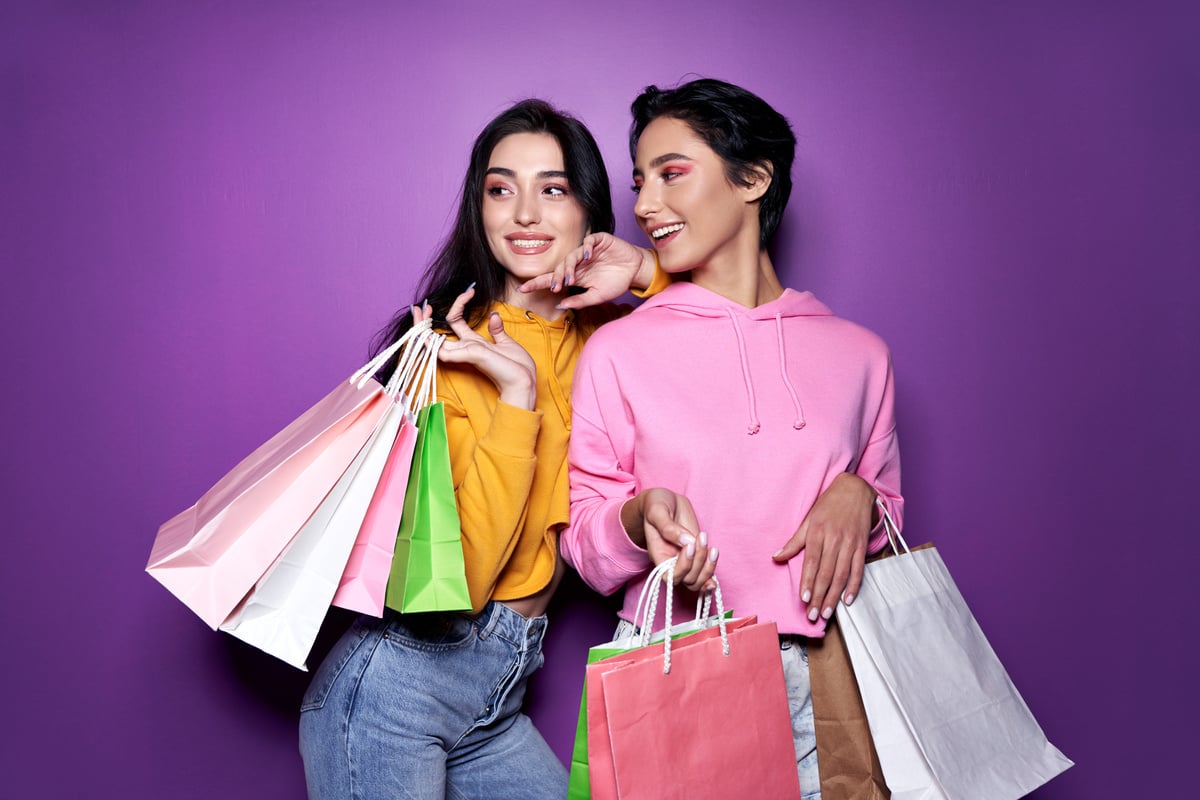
[3,1,1196,797]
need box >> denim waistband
[474,600,548,650]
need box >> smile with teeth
[651,223,685,240]
[510,238,551,248]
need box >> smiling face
[632,116,765,274]
[482,132,589,292]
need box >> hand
[772,473,876,622]
[621,488,718,592]
[420,288,537,410]
[517,233,656,310]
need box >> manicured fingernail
[709,547,719,563]
[686,544,696,558]
[808,607,819,622]
[679,534,695,546]
[699,531,708,547]
[802,589,812,603]
[822,606,834,620]
[843,593,855,606]
[550,282,559,292]
[772,549,783,558]
[583,250,591,260]
[466,281,476,291]
[563,275,571,286]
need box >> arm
[560,348,715,594]
[772,349,903,621]
[517,232,667,310]
[442,385,542,612]
[416,292,543,612]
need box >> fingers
[485,310,509,342]
[444,285,478,340]
[679,531,718,593]
[772,526,806,563]
[517,272,556,293]
[410,300,432,324]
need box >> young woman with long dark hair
[298,99,660,800]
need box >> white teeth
[512,239,549,248]
[651,223,684,239]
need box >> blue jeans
[779,635,823,800]
[299,602,566,800]
[612,620,822,799]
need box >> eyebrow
[485,167,570,180]
[632,152,694,178]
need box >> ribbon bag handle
[875,496,910,556]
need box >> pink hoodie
[561,282,903,636]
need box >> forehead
[487,132,565,170]
[634,116,713,168]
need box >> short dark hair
[630,79,796,247]
[373,100,614,362]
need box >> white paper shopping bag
[837,507,1072,800]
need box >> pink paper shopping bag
[330,415,419,616]
[590,615,801,800]
[147,378,388,629]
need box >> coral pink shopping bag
[585,561,801,800]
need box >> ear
[740,161,773,204]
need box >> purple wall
[3,1,1196,797]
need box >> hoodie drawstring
[775,313,807,430]
[725,309,807,434]
[726,310,761,435]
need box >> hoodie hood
[636,281,834,320]
[636,282,834,434]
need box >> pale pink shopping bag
[147,378,388,628]
[331,415,419,616]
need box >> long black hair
[630,79,796,248]
[371,99,615,362]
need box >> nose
[633,181,660,221]
[514,191,540,226]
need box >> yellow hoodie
[438,300,626,613]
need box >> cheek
[555,204,588,243]
[481,203,507,238]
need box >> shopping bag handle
[876,497,911,556]
[636,558,730,675]
[351,318,433,388]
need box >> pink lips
[505,233,553,255]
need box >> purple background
[3,1,1196,797]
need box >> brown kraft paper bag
[808,543,934,800]
[808,613,890,800]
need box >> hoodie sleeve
[857,348,903,555]
[560,344,654,595]
[440,373,544,613]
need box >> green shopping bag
[384,401,472,613]
[567,562,732,799]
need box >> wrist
[497,375,536,410]
[630,248,657,291]
[620,496,647,548]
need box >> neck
[690,247,784,308]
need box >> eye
[630,180,643,194]
[662,170,683,182]
[544,185,569,197]
[486,185,512,197]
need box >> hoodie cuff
[483,401,543,458]
[631,251,672,298]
